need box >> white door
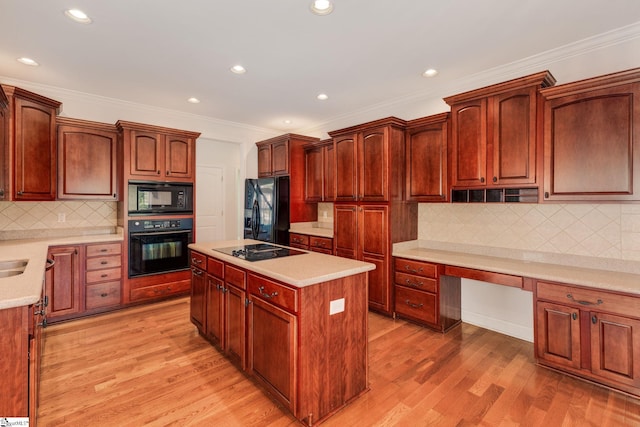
[196,166,224,241]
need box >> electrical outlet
[57,213,66,223]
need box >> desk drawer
[395,272,437,293]
[394,258,438,279]
[536,281,640,317]
[395,286,437,325]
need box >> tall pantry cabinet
[329,117,417,315]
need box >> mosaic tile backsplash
[0,201,117,239]
[418,203,640,262]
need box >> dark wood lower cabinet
[189,249,369,426]
[535,280,640,396]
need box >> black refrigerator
[244,176,290,245]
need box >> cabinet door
[334,134,358,201]
[14,97,57,200]
[450,98,487,187]
[225,284,246,369]
[271,139,289,176]
[334,204,358,259]
[0,90,9,201]
[189,267,206,333]
[590,311,640,388]
[248,295,296,410]
[491,88,537,186]
[543,82,640,201]
[304,146,323,202]
[535,301,581,369]
[165,134,194,179]
[359,127,388,201]
[205,275,224,346]
[45,245,82,319]
[359,205,389,312]
[57,122,118,200]
[324,143,335,201]
[257,143,272,177]
[406,120,448,201]
[130,130,163,177]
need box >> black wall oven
[128,218,193,277]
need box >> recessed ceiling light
[310,0,334,15]
[64,9,92,24]
[283,119,292,125]
[422,68,439,77]
[17,57,39,66]
[230,65,246,74]
[187,97,200,104]
[317,93,329,101]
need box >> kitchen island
[188,240,375,426]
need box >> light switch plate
[329,298,345,315]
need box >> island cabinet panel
[393,257,461,333]
[540,68,640,201]
[444,71,555,190]
[535,280,640,396]
[57,117,118,200]
[191,252,369,426]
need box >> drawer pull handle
[566,293,603,306]
[100,293,108,297]
[258,286,278,299]
[405,279,424,288]
[101,274,108,278]
[405,300,423,309]
[100,248,108,252]
[191,257,203,264]
[404,265,424,274]
[101,261,108,265]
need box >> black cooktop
[213,243,306,262]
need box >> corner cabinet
[57,117,119,200]
[116,120,199,182]
[535,280,640,396]
[444,71,555,190]
[405,113,450,202]
[540,68,640,202]
[1,84,61,201]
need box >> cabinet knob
[592,315,598,324]
[544,192,550,198]
[157,170,161,175]
[480,177,485,183]
[492,176,497,183]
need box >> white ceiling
[1,0,640,134]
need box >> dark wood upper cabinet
[444,71,555,190]
[1,85,61,201]
[0,86,8,200]
[540,68,640,201]
[57,117,118,200]
[329,117,406,202]
[117,120,199,182]
[304,139,334,202]
[405,113,449,202]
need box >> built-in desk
[392,240,640,398]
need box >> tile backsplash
[418,203,640,262]
[0,201,117,239]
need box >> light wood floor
[38,297,640,426]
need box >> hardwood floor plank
[38,297,640,426]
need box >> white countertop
[393,241,640,296]
[189,240,374,287]
[289,222,334,238]
[0,233,124,310]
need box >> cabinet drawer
[190,251,206,269]
[86,267,121,284]
[130,280,190,302]
[207,257,224,279]
[394,258,438,278]
[394,272,437,293]
[86,242,121,257]
[537,281,640,318]
[225,264,246,289]
[86,281,121,309]
[289,233,309,246]
[248,273,297,313]
[86,255,121,271]
[395,286,438,325]
[310,236,332,251]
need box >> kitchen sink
[0,259,28,278]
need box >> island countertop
[189,240,375,287]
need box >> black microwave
[128,181,193,215]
